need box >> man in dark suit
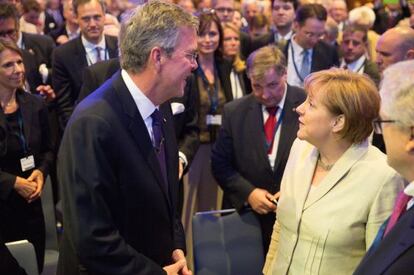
[353,60,414,275]
[211,45,306,253]
[340,25,380,85]
[57,1,199,274]
[78,57,200,215]
[250,0,297,53]
[52,0,118,128]
[284,4,339,87]
[48,0,79,45]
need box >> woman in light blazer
[263,69,405,275]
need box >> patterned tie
[264,107,278,154]
[95,46,103,63]
[384,191,412,236]
[151,109,168,195]
[300,49,311,80]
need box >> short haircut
[295,3,327,26]
[0,37,22,57]
[249,14,269,30]
[0,3,19,26]
[348,6,376,28]
[22,0,41,13]
[120,1,199,73]
[380,60,414,129]
[272,0,298,10]
[304,68,380,144]
[342,24,368,43]
[246,45,286,81]
[72,0,105,16]
[198,10,223,56]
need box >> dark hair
[0,37,22,57]
[249,14,269,30]
[0,3,19,24]
[342,24,368,43]
[73,0,105,16]
[198,10,223,56]
[22,0,41,13]
[295,3,327,26]
[272,0,298,11]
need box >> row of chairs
[8,179,264,275]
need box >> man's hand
[166,249,192,275]
[56,35,69,45]
[36,85,56,102]
[247,188,277,215]
[27,169,44,202]
[14,176,37,201]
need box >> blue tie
[151,109,168,195]
[300,49,311,80]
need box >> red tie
[384,191,412,236]
[264,107,278,154]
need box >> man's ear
[405,49,414,60]
[149,47,163,70]
[332,114,345,133]
[405,128,414,154]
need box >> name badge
[20,155,35,172]
[206,114,222,126]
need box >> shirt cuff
[178,151,188,170]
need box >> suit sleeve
[211,106,257,210]
[365,172,405,249]
[58,115,166,275]
[52,49,75,128]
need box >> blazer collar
[15,89,33,144]
[302,140,369,210]
[111,72,173,209]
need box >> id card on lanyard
[197,65,222,126]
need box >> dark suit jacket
[354,206,414,275]
[52,35,118,127]
[77,57,200,167]
[363,59,381,87]
[283,40,340,73]
[211,85,306,250]
[21,32,55,68]
[57,71,185,275]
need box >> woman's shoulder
[16,90,46,107]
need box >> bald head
[376,27,414,73]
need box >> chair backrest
[192,209,264,275]
[6,240,39,275]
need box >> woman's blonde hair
[221,22,246,72]
[304,68,380,144]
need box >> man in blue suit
[354,60,414,275]
[57,2,199,274]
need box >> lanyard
[15,110,29,155]
[197,64,219,114]
[86,47,109,66]
[265,109,284,151]
[290,42,309,83]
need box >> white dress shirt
[261,85,287,170]
[340,55,366,74]
[82,35,107,65]
[287,36,313,88]
[405,181,414,210]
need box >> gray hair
[380,60,414,128]
[348,6,376,28]
[120,0,199,73]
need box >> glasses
[0,29,17,38]
[183,51,198,63]
[214,7,234,14]
[372,119,396,134]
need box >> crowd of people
[0,0,413,274]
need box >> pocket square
[171,102,185,115]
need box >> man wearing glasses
[354,60,414,275]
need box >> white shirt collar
[16,31,23,49]
[81,35,106,53]
[121,69,157,122]
[276,30,293,41]
[404,181,414,197]
[291,34,313,57]
[341,55,366,74]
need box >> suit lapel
[105,35,119,59]
[75,37,88,68]
[303,141,369,210]
[245,97,274,173]
[111,72,172,209]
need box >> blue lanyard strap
[16,110,29,154]
[197,64,219,114]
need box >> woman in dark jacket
[0,38,53,273]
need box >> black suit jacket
[52,35,118,127]
[21,32,55,68]
[57,71,185,275]
[354,206,414,275]
[77,58,200,167]
[211,85,306,249]
[363,59,381,87]
[283,39,340,73]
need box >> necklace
[317,156,334,171]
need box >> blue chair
[192,209,264,275]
